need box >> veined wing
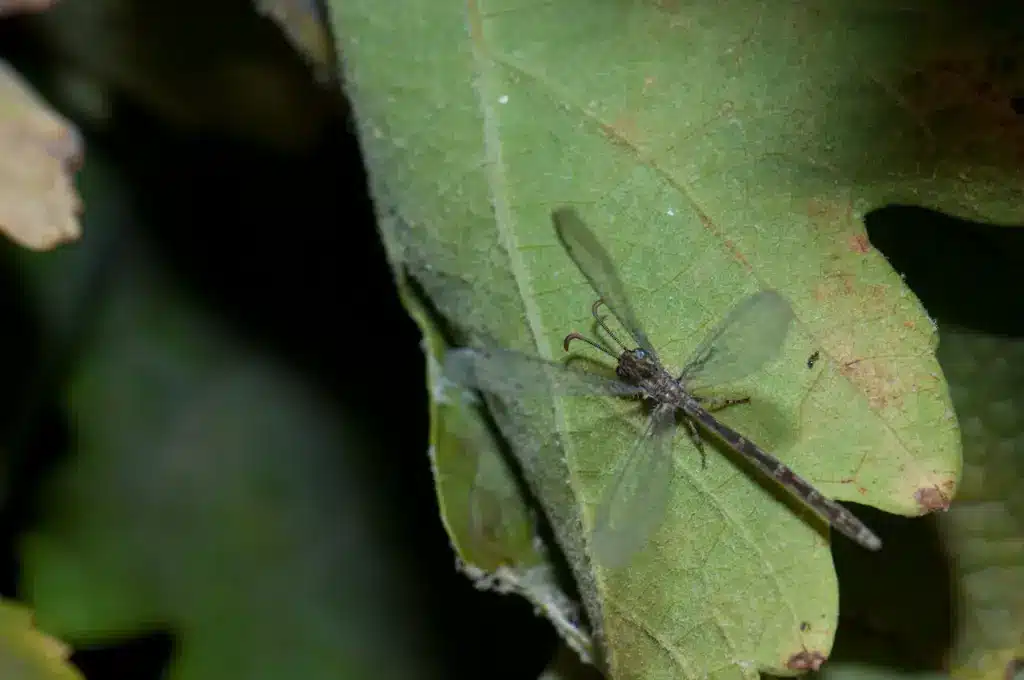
[590,403,676,568]
[680,290,794,390]
[552,207,659,361]
[444,347,643,399]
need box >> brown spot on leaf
[723,238,749,267]
[787,649,827,672]
[1004,658,1023,680]
[599,116,642,154]
[806,197,851,229]
[848,234,871,254]
[915,486,951,512]
[868,284,887,300]
[813,272,855,302]
[840,358,904,411]
[693,211,749,268]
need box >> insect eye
[635,349,648,359]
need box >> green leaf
[939,328,1024,680]
[329,1,963,676]
[407,276,594,660]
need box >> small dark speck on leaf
[800,621,810,632]
[807,351,820,369]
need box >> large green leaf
[329,1,965,677]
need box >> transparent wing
[590,403,676,568]
[444,347,643,399]
[552,207,658,361]
[680,290,794,390]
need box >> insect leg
[682,417,708,469]
[698,396,750,412]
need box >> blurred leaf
[808,661,948,680]
[19,177,444,679]
[0,60,82,250]
[329,0,964,677]
[0,600,82,680]
[939,329,1024,680]
[27,0,331,152]
[255,0,332,81]
[0,1,59,19]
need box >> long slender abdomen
[682,402,882,551]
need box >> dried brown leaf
[0,61,82,250]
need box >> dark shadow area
[71,632,176,680]
[832,507,953,670]
[866,205,1024,336]
[0,240,48,597]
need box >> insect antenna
[563,298,632,358]
[563,331,617,358]
[590,299,630,351]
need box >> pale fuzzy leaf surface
[939,329,1024,680]
[329,1,963,677]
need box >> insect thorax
[616,349,685,403]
